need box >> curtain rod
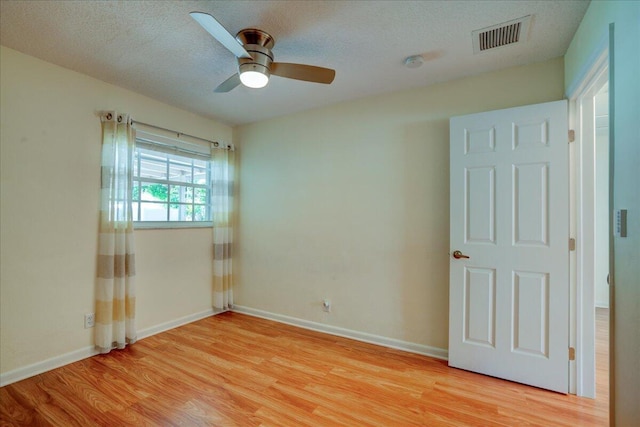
[132,120,220,147]
[136,137,212,159]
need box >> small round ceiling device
[404,55,424,68]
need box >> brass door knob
[452,250,470,259]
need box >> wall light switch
[615,209,628,238]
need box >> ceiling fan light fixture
[191,13,335,92]
[237,46,272,89]
[239,69,269,88]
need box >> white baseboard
[0,345,99,387]
[1,307,446,387]
[1,308,218,387]
[137,308,216,340]
[595,301,610,309]
[232,305,448,361]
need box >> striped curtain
[96,111,137,353]
[212,144,235,310]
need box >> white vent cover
[472,15,531,53]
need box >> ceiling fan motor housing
[238,44,273,77]
[236,28,275,77]
[235,28,274,49]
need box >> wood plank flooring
[595,307,609,410]
[1,311,609,426]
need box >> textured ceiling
[0,0,590,126]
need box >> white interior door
[448,100,569,393]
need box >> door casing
[567,46,610,398]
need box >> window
[132,132,212,228]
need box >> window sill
[134,221,213,230]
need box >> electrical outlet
[84,312,95,329]
[322,299,331,313]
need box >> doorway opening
[569,44,610,418]
[593,82,609,411]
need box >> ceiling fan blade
[190,12,251,59]
[271,63,336,84]
[214,74,242,93]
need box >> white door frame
[568,46,609,398]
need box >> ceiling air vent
[472,15,531,54]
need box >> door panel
[449,100,569,393]
[513,162,549,246]
[512,270,549,357]
[464,267,496,348]
[466,167,496,244]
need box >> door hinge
[568,129,575,143]
[569,347,576,361]
[569,238,576,251]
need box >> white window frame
[133,129,213,229]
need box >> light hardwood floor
[1,311,609,426]
[595,307,609,413]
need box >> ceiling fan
[190,12,336,92]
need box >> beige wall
[235,58,565,351]
[0,46,231,375]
